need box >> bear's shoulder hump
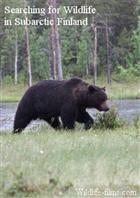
[67,77,83,85]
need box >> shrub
[18,72,27,84]
[94,107,124,129]
[4,172,38,197]
[3,75,13,85]
[133,116,140,137]
[116,64,140,81]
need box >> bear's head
[87,85,109,112]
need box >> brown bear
[13,78,109,133]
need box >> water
[0,103,45,132]
[0,100,140,132]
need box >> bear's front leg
[61,103,77,130]
[77,110,94,130]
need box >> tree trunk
[138,16,140,59]
[105,18,111,85]
[49,30,55,79]
[50,10,57,80]
[93,26,97,85]
[14,31,18,85]
[24,0,32,86]
[55,21,63,80]
[49,0,63,80]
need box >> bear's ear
[102,87,106,91]
[88,85,97,92]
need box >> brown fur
[13,77,109,133]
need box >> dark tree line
[0,0,139,85]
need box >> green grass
[106,81,140,99]
[0,125,140,197]
[0,84,27,102]
[0,79,140,102]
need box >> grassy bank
[0,84,27,103]
[0,79,140,102]
[0,125,139,197]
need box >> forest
[0,0,140,87]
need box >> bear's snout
[104,107,110,112]
[99,101,110,112]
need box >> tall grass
[0,124,139,197]
[107,81,140,99]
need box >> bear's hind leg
[51,117,61,129]
[61,116,75,129]
[43,117,61,129]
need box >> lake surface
[0,100,140,132]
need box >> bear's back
[35,78,82,87]
[21,78,86,105]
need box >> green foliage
[5,171,35,197]
[130,16,140,62]
[18,71,28,84]
[4,171,71,197]
[114,28,132,67]
[128,63,140,76]
[30,29,50,80]
[116,64,140,80]
[94,107,124,129]
[77,35,87,71]
[0,0,139,82]
[133,116,140,137]
[3,75,13,84]
[116,65,128,79]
